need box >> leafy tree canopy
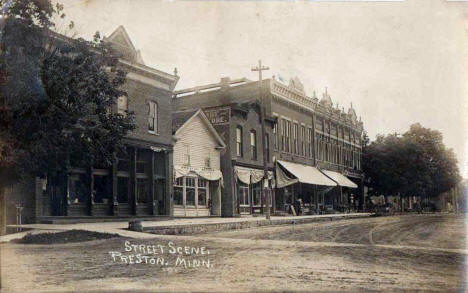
[0,0,136,188]
[363,123,460,199]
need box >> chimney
[220,77,231,89]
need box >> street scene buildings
[1,1,466,292]
[3,26,179,223]
[173,76,364,217]
[3,26,366,223]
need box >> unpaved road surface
[1,214,466,292]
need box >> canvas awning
[276,160,337,188]
[174,166,223,181]
[234,166,273,185]
[320,170,358,189]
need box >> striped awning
[276,160,337,188]
[321,170,358,189]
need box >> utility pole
[252,60,270,220]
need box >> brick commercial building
[173,76,364,217]
[3,26,179,225]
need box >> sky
[54,0,468,178]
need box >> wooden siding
[174,115,221,171]
[173,207,210,217]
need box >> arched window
[117,95,128,115]
[148,101,158,133]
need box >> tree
[0,0,136,221]
[363,123,461,210]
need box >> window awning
[234,166,273,185]
[174,166,223,181]
[320,170,358,189]
[276,160,337,188]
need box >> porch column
[149,151,156,215]
[292,183,295,212]
[249,175,253,214]
[111,155,118,216]
[314,185,319,214]
[87,165,93,216]
[271,182,276,214]
[309,191,313,215]
[131,147,137,215]
[34,177,44,221]
[0,188,6,235]
[340,187,343,212]
[359,177,365,211]
[62,172,69,216]
[165,150,173,216]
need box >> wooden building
[172,109,225,217]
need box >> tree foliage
[0,0,136,188]
[363,123,460,199]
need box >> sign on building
[204,106,230,125]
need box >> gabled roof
[172,109,198,133]
[106,25,136,52]
[172,109,226,148]
[104,25,145,65]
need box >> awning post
[314,185,319,214]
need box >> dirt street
[1,214,466,292]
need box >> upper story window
[273,123,278,150]
[250,130,257,160]
[265,133,270,162]
[205,157,211,169]
[281,119,286,151]
[286,120,292,153]
[293,123,298,154]
[183,145,190,166]
[236,126,243,157]
[117,95,128,116]
[301,126,305,156]
[148,101,158,133]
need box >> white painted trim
[126,72,170,90]
[174,109,226,148]
[120,59,177,84]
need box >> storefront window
[93,172,111,204]
[252,183,262,206]
[68,172,88,204]
[117,177,129,203]
[117,150,130,172]
[186,177,196,206]
[136,178,149,203]
[174,177,184,206]
[173,176,210,208]
[198,179,208,206]
[238,183,249,206]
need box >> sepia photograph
[0,0,467,292]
